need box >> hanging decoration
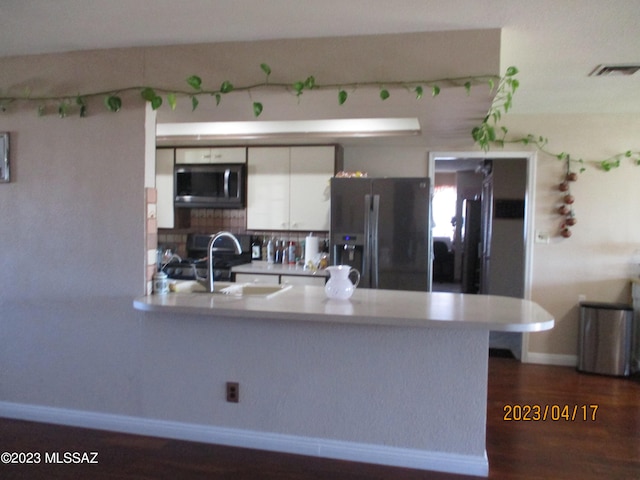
[557,156,578,238]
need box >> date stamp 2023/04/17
[503,404,599,422]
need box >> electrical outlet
[535,231,550,244]
[226,382,239,403]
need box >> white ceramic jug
[324,265,360,300]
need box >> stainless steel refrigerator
[330,177,431,292]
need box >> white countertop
[232,261,329,277]
[134,285,554,332]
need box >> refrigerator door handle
[363,194,372,285]
[371,194,380,288]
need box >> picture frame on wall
[0,132,9,183]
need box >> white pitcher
[324,265,360,300]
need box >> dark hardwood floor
[1,357,639,479]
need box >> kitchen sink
[219,283,292,298]
[169,281,232,294]
[170,281,292,298]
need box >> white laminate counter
[134,285,554,332]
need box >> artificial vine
[474,66,640,172]
[0,62,497,121]
[1,63,638,173]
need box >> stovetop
[161,233,252,280]
[162,259,206,280]
[162,256,251,281]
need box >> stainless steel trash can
[578,301,634,376]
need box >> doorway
[428,151,537,360]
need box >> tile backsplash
[158,208,328,260]
[189,208,247,231]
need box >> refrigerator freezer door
[371,178,430,291]
[330,177,430,292]
[331,178,372,286]
[330,178,370,236]
[370,194,380,288]
[363,193,373,288]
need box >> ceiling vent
[589,64,640,76]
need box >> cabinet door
[155,148,174,228]
[175,148,212,164]
[280,275,326,286]
[210,147,246,164]
[175,147,246,164]
[289,146,335,231]
[247,147,290,230]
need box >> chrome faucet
[196,231,243,293]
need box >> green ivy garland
[1,64,638,171]
[473,67,640,172]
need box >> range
[161,233,252,281]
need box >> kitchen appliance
[330,177,431,292]
[174,164,245,208]
[161,233,251,281]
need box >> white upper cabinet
[247,147,291,230]
[175,147,246,164]
[247,146,337,231]
[155,148,175,229]
[288,147,334,231]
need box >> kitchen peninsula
[134,287,553,477]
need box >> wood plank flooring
[1,357,639,479]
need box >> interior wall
[0,49,148,417]
[0,33,497,468]
[435,172,457,187]
[501,113,640,360]
[1,34,638,436]
[0,49,147,301]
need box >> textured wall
[0,33,495,470]
[1,299,489,456]
[503,113,640,358]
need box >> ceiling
[1,0,638,146]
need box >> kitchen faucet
[196,231,243,293]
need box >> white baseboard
[525,352,578,367]
[0,401,488,477]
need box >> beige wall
[0,33,499,471]
[502,113,640,359]
[0,35,638,427]
[0,48,148,300]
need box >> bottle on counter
[288,241,296,265]
[274,240,282,264]
[267,237,275,264]
[251,236,262,260]
[152,271,169,295]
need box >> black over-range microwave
[174,164,246,209]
